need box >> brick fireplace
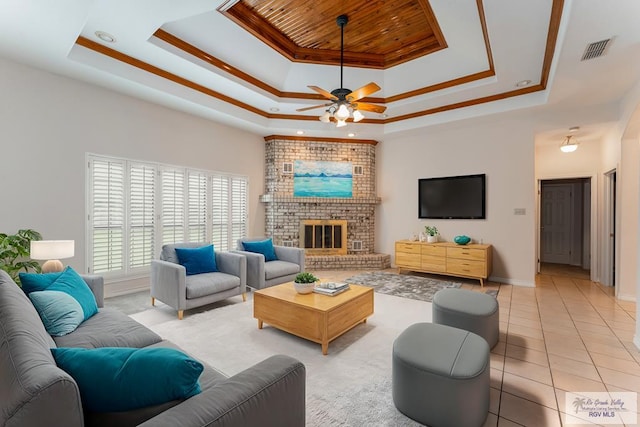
[260,135,390,270]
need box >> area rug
[131,292,430,426]
[345,271,462,302]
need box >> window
[129,163,156,271]
[161,168,185,246]
[87,154,248,277]
[89,158,125,274]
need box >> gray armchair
[233,237,305,290]
[151,243,246,319]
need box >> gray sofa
[0,270,306,427]
[233,237,305,290]
[151,243,247,319]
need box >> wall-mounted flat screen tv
[418,174,486,219]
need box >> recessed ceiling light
[270,107,280,112]
[516,79,532,87]
[95,31,116,43]
[381,114,388,118]
[569,126,580,132]
[348,133,356,137]
[296,130,304,135]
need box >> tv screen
[418,174,486,219]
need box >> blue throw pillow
[19,271,62,292]
[175,245,217,275]
[51,347,203,412]
[29,290,84,336]
[20,267,98,321]
[242,239,278,262]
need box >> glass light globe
[352,110,365,122]
[335,104,350,121]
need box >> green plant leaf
[0,229,43,285]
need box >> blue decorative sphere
[454,235,471,245]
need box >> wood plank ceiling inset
[220,0,447,69]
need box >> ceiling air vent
[581,38,612,61]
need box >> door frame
[536,174,598,281]
[602,168,617,289]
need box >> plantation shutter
[129,163,156,269]
[89,158,125,274]
[187,172,208,242]
[161,169,185,245]
[230,177,248,246]
[211,175,230,250]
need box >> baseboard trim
[489,276,535,287]
[105,278,150,298]
[616,293,637,302]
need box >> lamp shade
[30,240,75,260]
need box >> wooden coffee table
[253,282,374,355]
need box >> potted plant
[424,226,439,243]
[0,229,42,285]
[294,272,319,294]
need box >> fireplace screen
[300,220,347,255]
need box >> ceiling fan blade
[353,102,387,113]
[296,103,333,112]
[346,82,381,102]
[308,85,338,101]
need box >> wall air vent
[581,38,612,61]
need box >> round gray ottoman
[432,288,499,348]
[392,323,490,427]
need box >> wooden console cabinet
[395,240,493,287]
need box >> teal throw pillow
[242,238,278,262]
[51,347,203,412]
[19,271,62,292]
[29,290,84,336]
[175,245,217,275]
[20,267,98,321]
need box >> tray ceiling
[5,0,640,141]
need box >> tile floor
[483,268,638,426]
[317,266,639,426]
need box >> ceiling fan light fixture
[297,14,386,128]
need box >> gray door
[541,184,572,264]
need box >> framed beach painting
[293,160,353,197]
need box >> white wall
[377,113,537,286]
[618,137,640,300]
[0,58,265,292]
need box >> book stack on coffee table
[313,282,350,296]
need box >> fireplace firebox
[300,220,347,255]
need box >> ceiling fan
[296,14,387,127]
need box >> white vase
[427,235,438,243]
[294,282,316,294]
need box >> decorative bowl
[454,235,471,245]
[293,281,316,294]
